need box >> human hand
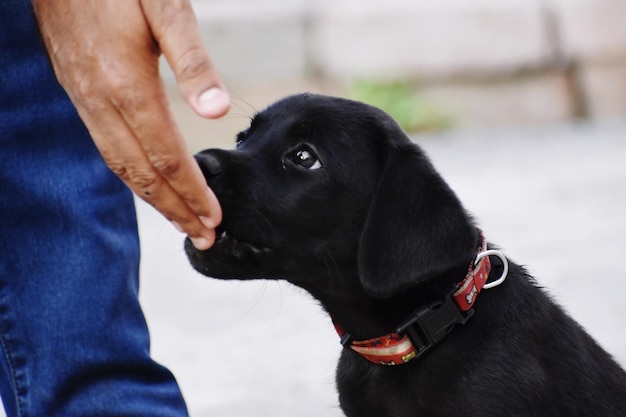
[33,0,230,250]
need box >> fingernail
[197,87,230,118]
[190,236,211,251]
[199,215,217,229]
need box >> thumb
[142,0,230,119]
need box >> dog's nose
[195,152,222,178]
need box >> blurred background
[143,1,626,416]
[164,0,626,149]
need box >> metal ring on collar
[475,249,509,289]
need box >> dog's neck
[304,261,478,342]
[299,244,504,366]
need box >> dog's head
[185,94,478,299]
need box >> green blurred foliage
[347,79,453,133]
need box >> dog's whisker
[238,281,268,318]
[316,250,343,296]
[228,92,259,119]
[211,91,253,116]
[219,112,254,121]
[252,211,278,247]
[264,280,285,330]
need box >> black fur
[186,93,626,417]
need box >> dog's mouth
[210,225,273,259]
[185,221,280,280]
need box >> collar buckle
[332,231,509,366]
[395,287,474,360]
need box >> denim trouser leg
[0,2,188,416]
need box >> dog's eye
[285,146,322,170]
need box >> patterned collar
[333,233,508,366]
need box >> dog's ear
[358,126,477,298]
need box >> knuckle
[107,161,129,180]
[72,77,96,101]
[108,80,147,112]
[68,78,108,113]
[176,48,212,83]
[67,71,146,115]
[99,150,129,179]
[109,161,159,199]
[127,167,159,192]
[153,0,188,27]
[149,154,182,179]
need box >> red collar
[334,233,507,366]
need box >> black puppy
[186,94,626,417]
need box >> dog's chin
[184,231,273,279]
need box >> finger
[109,75,222,226]
[142,0,231,119]
[99,126,218,251]
[72,96,219,250]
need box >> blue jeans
[0,1,188,416]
